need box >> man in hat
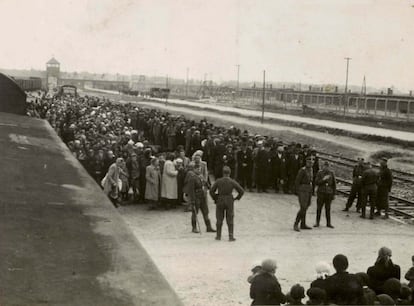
[255,141,271,193]
[126,152,140,203]
[209,166,244,241]
[236,142,253,190]
[314,161,336,228]
[376,158,393,219]
[343,157,365,212]
[271,146,288,193]
[293,156,313,231]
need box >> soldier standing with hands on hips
[210,166,244,241]
[314,161,336,228]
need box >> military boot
[215,224,222,240]
[206,220,216,232]
[228,224,236,241]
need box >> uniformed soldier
[186,164,216,233]
[209,166,244,241]
[376,158,393,219]
[360,162,378,219]
[343,158,365,212]
[314,161,336,228]
[293,157,313,232]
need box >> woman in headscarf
[367,247,401,294]
[146,157,161,210]
[102,157,123,207]
[161,153,178,209]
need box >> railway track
[336,178,414,223]
[316,151,414,184]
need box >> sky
[1,0,414,90]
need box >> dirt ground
[119,193,414,306]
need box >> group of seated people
[249,248,414,305]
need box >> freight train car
[13,77,42,91]
[149,87,170,99]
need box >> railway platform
[0,112,182,306]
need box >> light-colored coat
[103,163,119,196]
[161,160,178,199]
[145,165,161,201]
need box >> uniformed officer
[209,166,244,241]
[293,157,313,232]
[314,161,336,228]
[343,158,365,212]
[360,162,378,219]
[376,158,392,219]
[187,164,216,233]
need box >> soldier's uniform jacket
[315,169,336,195]
[352,164,365,185]
[209,177,244,206]
[361,168,378,191]
[378,166,392,192]
[295,166,313,193]
[186,171,205,205]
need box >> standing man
[271,146,288,193]
[236,142,253,190]
[210,166,244,241]
[187,164,216,233]
[314,161,336,228]
[293,157,313,232]
[343,158,365,212]
[360,162,378,219]
[376,158,393,219]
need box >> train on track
[13,77,42,91]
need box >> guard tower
[46,57,60,92]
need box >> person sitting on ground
[398,284,413,305]
[404,255,414,290]
[310,261,330,292]
[324,254,363,305]
[306,287,326,305]
[367,247,401,294]
[250,259,286,305]
[355,272,376,305]
[376,293,396,305]
[382,278,401,304]
[285,284,305,305]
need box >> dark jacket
[237,148,253,172]
[295,167,313,193]
[377,166,392,191]
[271,153,288,179]
[325,271,364,305]
[361,168,378,191]
[250,272,286,305]
[367,259,401,294]
[315,169,336,195]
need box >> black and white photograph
[1,0,414,305]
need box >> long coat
[250,272,286,305]
[161,160,178,199]
[145,165,161,201]
[103,163,119,197]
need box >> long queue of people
[249,248,414,305]
[27,92,323,204]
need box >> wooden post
[261,70,265,124]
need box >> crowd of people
[249,248,414,305]
[26,91,393,233]
[26,92,410,304]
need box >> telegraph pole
[165,74,169,105]
[236,64,240,92]
[343,57,351,115]
[261,70,266,124]
[186,67,189,97]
